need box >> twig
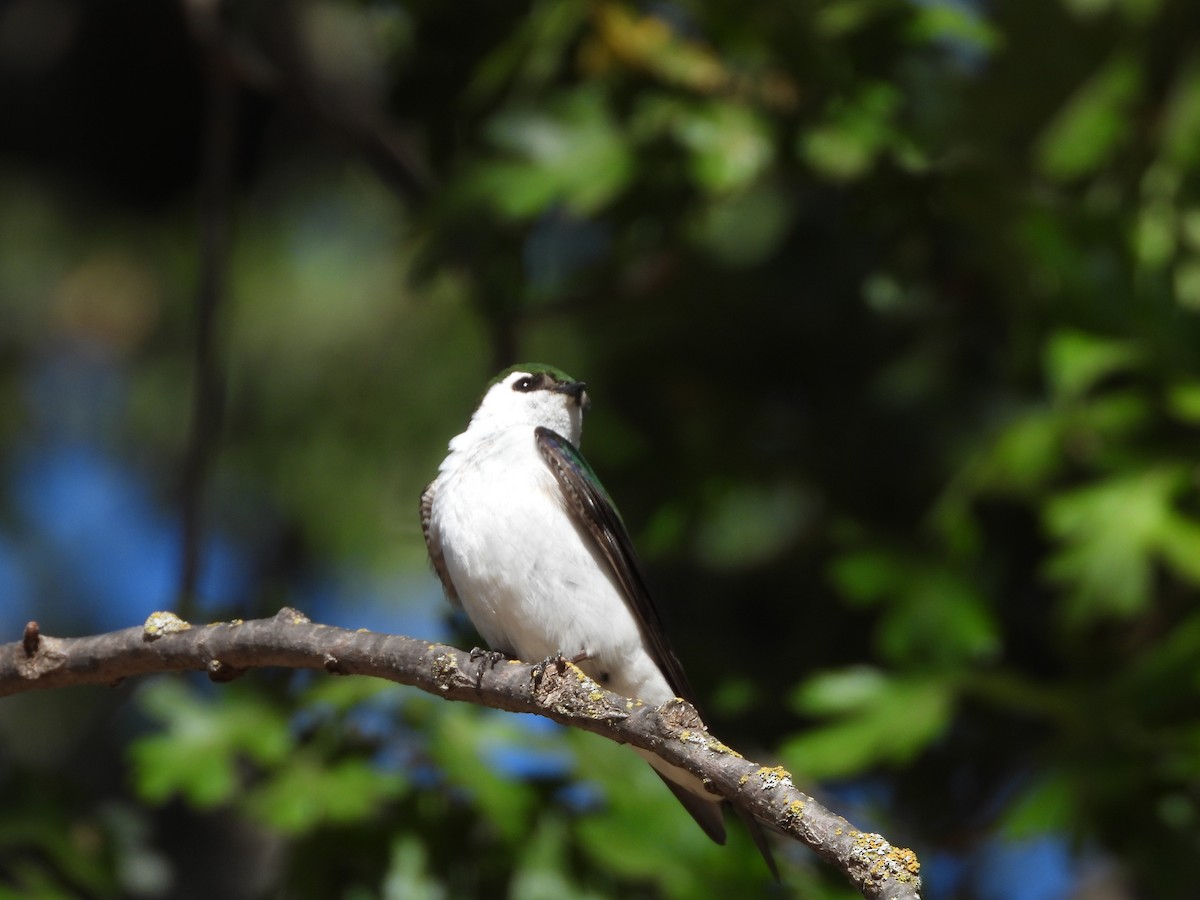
[0,609,922,900]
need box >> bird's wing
[536,426,779,876]
[534,426,697,707]
[420,480,460,608]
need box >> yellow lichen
[848,831,922,887]
[703,737,743,758]
[886,845,921,877]
[755,765,794,790]
[780,798,806,825]
[143,611,191,638]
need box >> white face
[467,369,588,444]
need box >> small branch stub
[206,658,244,682]
[22,622,39,656]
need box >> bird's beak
[554,380,590,411]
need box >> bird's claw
[469,647,506,689]
[531,650,571,689]
[531,650,591,688]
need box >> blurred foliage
[2,0,1200,897]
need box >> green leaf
[973,408,1065,492]
[1133,198,1176,268]
[829,552,999,666]
[956,390,1144,488]
[799,83,903,182]
[427,706,541,843]
[905,1,1002,54]
[381,835,447,900]
[791,666,892,716]
[783,672,954,779]
[464,0,588,104]
[875,567,1000,666]
[0,814,121,897]
[1174,258,1200,311]
[510,814,607,900]
[1124,614,1200,696]
[1001,773,1077,837]
[692,481,814,569]
[573,735,708,890]
[707,676,758,717]
[129,682,292,809]
[1166,382,1200,422]
[1036,55,1141,180]
[815,0,888,38]
[800,124,875,182]
[1154,511,1200,585]
[828,550,899,605]
[1044,467,1187,622]
[1062,0,1117,17]
[687,182,794,267]
[247,756,406,834]
[571,731,767,892]
[1070,390,1150,444]
[673,102,775,193]
[302,672,394,711]
[1160,58,1200,166]
[1044,330,1140,401]
[466,89,633,219]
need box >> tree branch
[2,610,922,900]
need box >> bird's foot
[530,650,570,689]
[469,647,507,689]
[531,650,590,689]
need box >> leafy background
[2,0,1199,897]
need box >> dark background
[1,0,1199,897]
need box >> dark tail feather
[736,805,780,881]
[654,770,727,844]
[654,771,779,879]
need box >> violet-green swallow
[421,364,774,871]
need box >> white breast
[429,426,672,705]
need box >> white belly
[431,428,672,705]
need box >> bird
[420,363,775,874]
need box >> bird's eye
[513,376,536,391]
